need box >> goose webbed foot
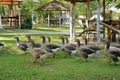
[108,58,112,63]
[85,58,88,62]
[77,57,83,60]
[64,54,68,58]
[32,58,37,63]
[40,59,44,64]
[24,51,28,54]
[113,61,117,65]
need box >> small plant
[21,16,32,29]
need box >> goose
[82,36,101,53]
[41,36,61,58]
[104,39,120,65]
[29,39,53,63]
[60,36,77,57]
[26,34,41,48]
[14,36,28,54]
[75,39,96,62]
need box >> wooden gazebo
[36,0,69,27]
[65,0,120,44]
[0,0,23,29]
[0,0,22,4]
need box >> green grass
[0,53,120,80]
[0,25,81,33]
[34,27,69,32]
[0,26,70,34]
[0,29,28,33]
[0,29,120,80]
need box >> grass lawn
[0,29,120,80]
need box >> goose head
[14,36,20,42]
[26,34,31,40]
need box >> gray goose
[60,36,77,57]
[41,36,61,58]
[14,36,28,54]
[104,39,120,65]
[82,36,101,53]
[75,39,96,62]
[29,39,53,63]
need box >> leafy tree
[21,0,39,29]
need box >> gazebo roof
[0,0,23,5]
[65,0,95,3]
[36,0,69,11]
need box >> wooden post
[18,7,21,29]
[102,0,105,38]
[0,15,3,29]
[118,15,120,44]
[70,3,75,41]
[59,11,62,27]
[32,11,34,29]
[107,15,112,40]
[48,11,50,27]
[97,0,101,45]
[87,0,90,20]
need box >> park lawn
[0,30,120,80]
[0,26,69,34]
[0,50,120,80]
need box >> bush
[21,16,32,29]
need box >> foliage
[21,16,32,29]
[20,0,38,29]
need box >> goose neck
[62,38,65,45]
[16,37,20,43]
[47,37,51,43]
[66,38,69,44]
[42,36,46,44]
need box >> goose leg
[53,53,56,58]
[85,58,88,62]
[32,57,37,63]
[40,59,43,64]
[24,51,27,54]
[68,54,72,57]
[114,61,117,65]
[77,57,83,60]
[64,54,68,58]
[108,58,112,64]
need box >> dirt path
[0,30,70,36]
